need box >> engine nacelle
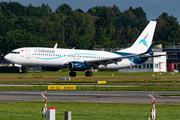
[67,61,87,71]
[41,67,60,71]
[133,55,149,64]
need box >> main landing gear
[69,71,93,77]
[85,71,92,77]
[69,71,76,77]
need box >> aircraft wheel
[85,71,92,77]
[69,71,76,77]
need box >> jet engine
[67,61,87,71]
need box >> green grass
[0,86,47,91]
[1,75,180,86]
[160,94,180,97]
[1,71,180,91]
[0,101,179,120]
[0,71,179,76]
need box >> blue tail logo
[138,33,148,47]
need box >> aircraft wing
[85,54,139,67]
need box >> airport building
[163,45,180,72]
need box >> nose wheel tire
[69,71,76,77]
[85,71,92,77]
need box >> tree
[113,13,137,29]
[71,35,93,49]
[130,7,147,21]
[87,6,102,16]
[0,2,26,16]
[154,12,180,47]
[137,18,148,32]
[94,6,114,46]
[112,4,121,14]
[1,1,180,53]
[63,16,76,46]
[126,9,136,19]
[56,4,72,15]
[75,8,84,13]
[41,3,52,12]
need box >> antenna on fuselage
[54,43,58,49]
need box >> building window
[143,64,146,68]
[155,64,159,68]
[150,64,153,68]
[147,64,149,68]
[168,53,178,59]
[174,53,177,58]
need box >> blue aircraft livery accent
[34,50,38,52]
[144,42,154,54]
[138,39,148,47]
[35,56,63,60]
[109,51,136,56]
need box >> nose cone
[4,54,11,62]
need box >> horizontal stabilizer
[141,54,166,58]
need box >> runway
[0,91,180,104]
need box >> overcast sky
[2,0,180,23]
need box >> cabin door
[26,49,31,59]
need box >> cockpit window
[10,51,20,54]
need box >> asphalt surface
[0,91,180,104]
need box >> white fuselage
[4,47,138,70]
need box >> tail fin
[118,21,157,54]
[143,41,155,54]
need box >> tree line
[0,2,180,55]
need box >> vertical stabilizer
[119,21,157,54]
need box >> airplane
[4,21,165,77]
